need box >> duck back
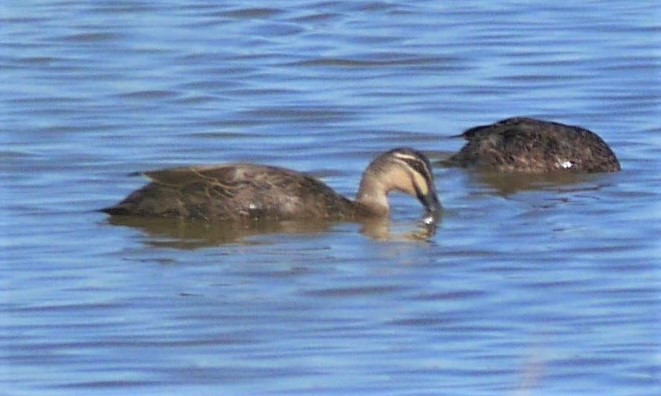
[443,117,620,173]
[102,165,358,222]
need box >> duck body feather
[442,117,620,173]
[103,164,364,222]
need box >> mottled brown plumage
[102,148,441,223]
[441,117,620,173]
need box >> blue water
[2,1,660,395]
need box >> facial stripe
[392,153,434,188]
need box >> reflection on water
[107,213,439,248]
[465,170,609,196]
[107,215,334,248]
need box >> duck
[440,117,620,173]
[101,147,442,223]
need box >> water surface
[2,1,660,395]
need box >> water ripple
[2,0,659,395]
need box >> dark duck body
[441,117,620,173]
[102,148,441,223]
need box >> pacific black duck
[102,147,442,223]
[440,117,620,173]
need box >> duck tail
[99,204,132,216]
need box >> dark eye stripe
[397,155,436,193]
[403,158,433,184]
[390,150,435,188]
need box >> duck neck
[355,173,390,217]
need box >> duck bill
[420,190,442,220]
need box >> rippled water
[2,1,660,395]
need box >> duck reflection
[360,214,440,242]
[107,215,439,249]
[468,170,599,196]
